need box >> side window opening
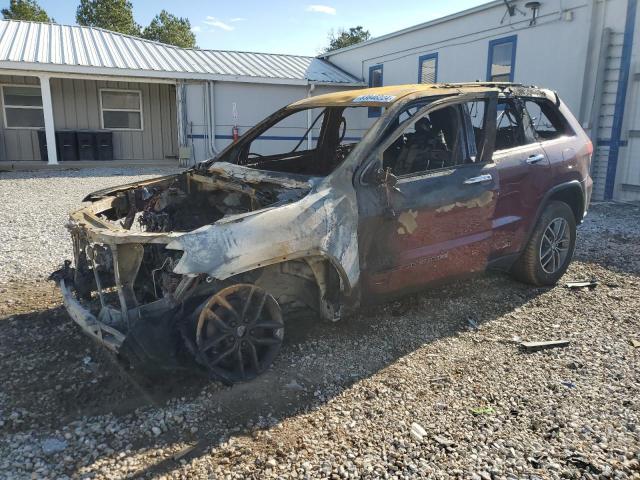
[232,106,374,176]
[524,99,573,140]
[494,99,527,150]
[383,104,467,177]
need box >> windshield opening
[226,105,376,177]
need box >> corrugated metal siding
[0,76,177,161]
[0,20,360,84]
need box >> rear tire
[511,201,576,286]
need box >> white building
[0,1,637,202]
[0,20,363,168]
[322,0,639,201]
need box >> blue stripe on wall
[187,134,362,142]
[604,0,637,199]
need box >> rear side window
[494,100,527,150]
[524,99,573,140]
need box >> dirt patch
[0,203,639,478]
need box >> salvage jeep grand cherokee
[52,83,593,384]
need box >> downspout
[578,0,603,126]
[206,81,219,158]
[307,83,316,149]
[175,81,189,165]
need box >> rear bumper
[58,279,125,353]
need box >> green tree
[142,10,196,48]
[2,0,53,22]
[76,0,140,36]
[324,26,370,53]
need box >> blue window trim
[604,0,637,199]
[368,64,383,118]
[418,53,438,83]
[486,35,517,82]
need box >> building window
[368,64,383,118]
[487,35,517,82]
[418,53,438,83]
[2,85,44,129]
[100,89,143,130]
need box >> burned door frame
[354,92,499,298]
[490,96,552,261]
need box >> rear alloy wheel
[539,217,571,274]
[195,284,284,383]
[511,200,576,286]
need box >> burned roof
[288,82,551,109]
[288,83,500,109]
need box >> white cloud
[229,17,247,22]
[191,25,202,32]
[306,4,336,15]
[203,16,234,31]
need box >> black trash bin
[76,130,96,161]
[37,129,48,161]
[95,130,113,161]
[55,130,78,161]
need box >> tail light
[586,140,593,155]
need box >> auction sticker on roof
[352,94,396,103]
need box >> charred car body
[53,83,593,383]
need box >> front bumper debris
[58,279,125,353]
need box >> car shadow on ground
[0,271,554,477]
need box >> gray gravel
[0,178,638,479]
[0,167,181,285]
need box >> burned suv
[53,83,593,383]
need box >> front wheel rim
[539,217,571,274]
[195,284,284,382]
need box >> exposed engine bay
[69,166,313,303]
[51,101,372,384]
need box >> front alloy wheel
[196,284,284,383]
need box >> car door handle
[463,174,493,185]
[526,154,545,164]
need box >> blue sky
[36,0,487,55]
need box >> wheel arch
[545,181,585,224]
[223,251,354,322]
[530,181,585,239]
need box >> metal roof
[0,20,362,85]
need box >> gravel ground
[0,167,181,285]
[0,170,638,479]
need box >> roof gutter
[0,62,364,87]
